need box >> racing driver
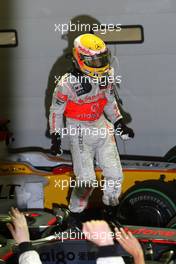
[49,33,134,223]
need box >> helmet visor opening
[81,50,111,68]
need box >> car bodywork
[0,151,176,212]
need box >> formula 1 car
[0,208,176,264]
[0,145,176,228]
[1,117,176,227]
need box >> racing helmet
[73,33,111,78]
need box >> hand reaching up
[6,207,30,244]
[115,227,145,264]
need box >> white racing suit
[49,70,123,213]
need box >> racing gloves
[114,119,134,140]
[50,132,63,156]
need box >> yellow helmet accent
[79,34,106,53]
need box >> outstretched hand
[6,207,30,244]
[115,227,145,264]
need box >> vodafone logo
[78,45,95,55]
